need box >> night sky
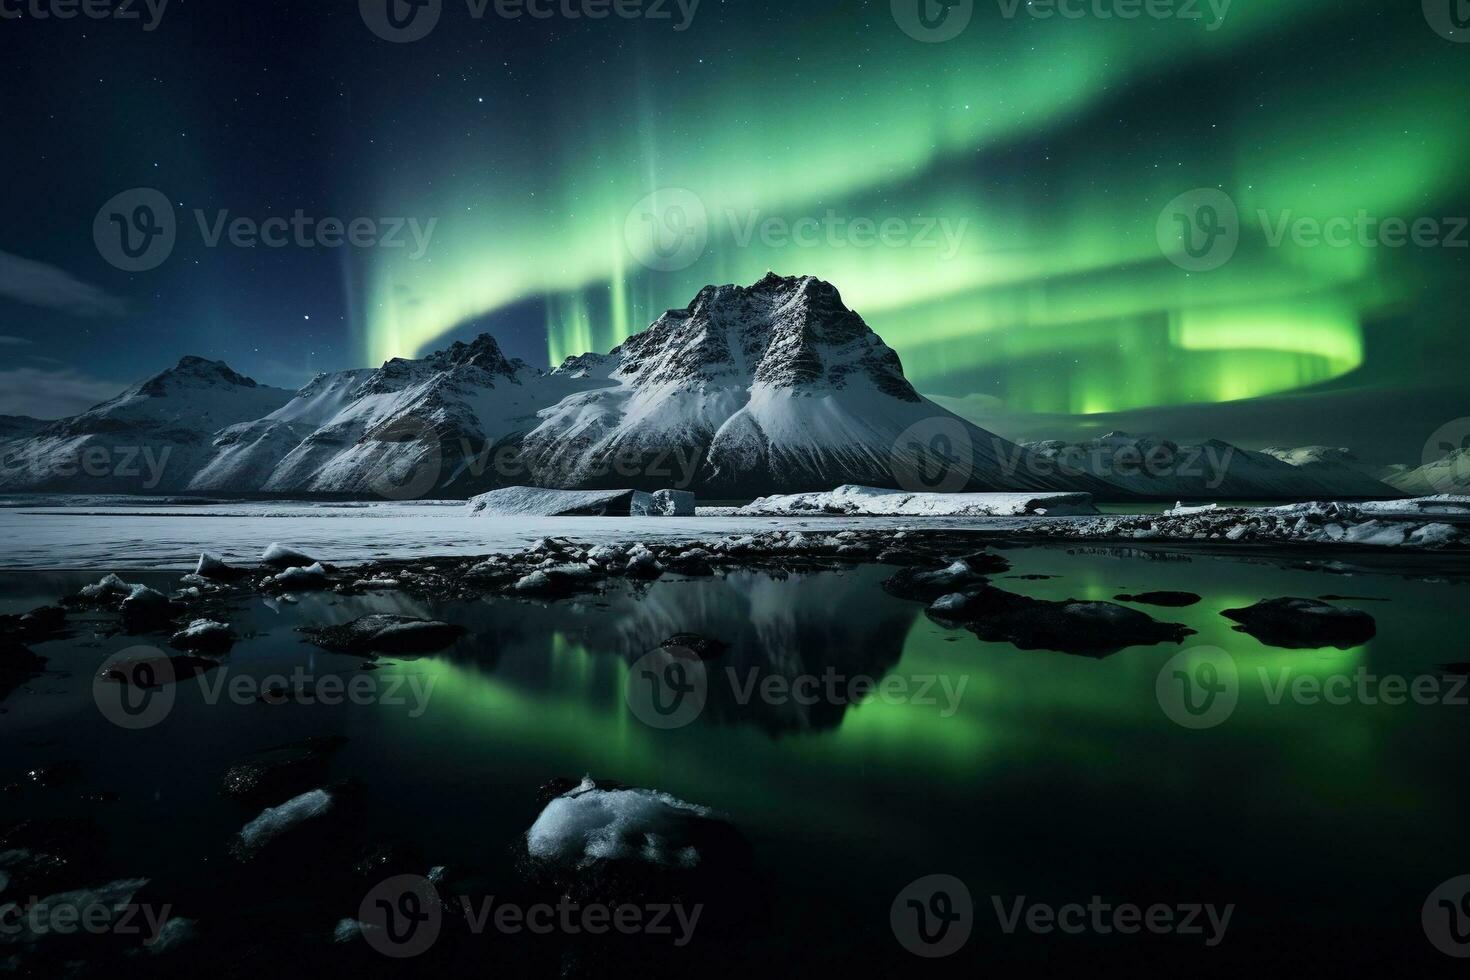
[2,0,1468,460]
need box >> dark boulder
[1221,597,1376,650]
[928,586,1194,656]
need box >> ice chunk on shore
[639,489,696,516]
[271,562,328,588]
[1354,495,1470,517]
[261,543,317,568]
[739,485,1098,518]
[527,777,714,869]
[468,486,697,517]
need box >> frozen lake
[0,498,1050,571]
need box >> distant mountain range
[0,274,1440,500]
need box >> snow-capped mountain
[1261,446,1397,496]
[1023,433,1398,500]
[1385,448,1470,495]
[189,335,599,496]
[0,275,1423,501]
[0,357,291,493]
[518,273,1086,497]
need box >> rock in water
[169,619,236,653]
[927,586,1194,656]
[1221,597,1376,649]
[194,552,242,580]
[882,557,1005,601]
[520,776,763,946]
[230,788,335,860]
[1114,591,1202,607]
[269,562,329,589]
[298,614,463,655]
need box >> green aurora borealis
[351,0,1470,418]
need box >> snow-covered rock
[232,788,334,858]
[739,484,1098,517]
[169,618,235,653]
[271,562,328,588]
[640,489,696,516]
[526,777,715,869]
[469,486,651,517]
[261,543,316,568]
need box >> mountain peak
[425,332,521,378]
[615,274,919,401]
[139,357,261,396]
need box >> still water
[2,543,1468,974]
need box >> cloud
[0,335,34,346]
[0,251,127,317]
[0,367,122,420]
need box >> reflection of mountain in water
[605,569,917,735]
[407,568,920,736]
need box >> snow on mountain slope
[519,273,1095,497]
[1260,446,1396,496]
[191,336,602,497]
[1023,432,1398,500]
[187,369,377,492]
[1385,448,1470,495]
[0,358,291,493]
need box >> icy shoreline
[0,494,1465,572]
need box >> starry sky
[2,0,1468,460]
